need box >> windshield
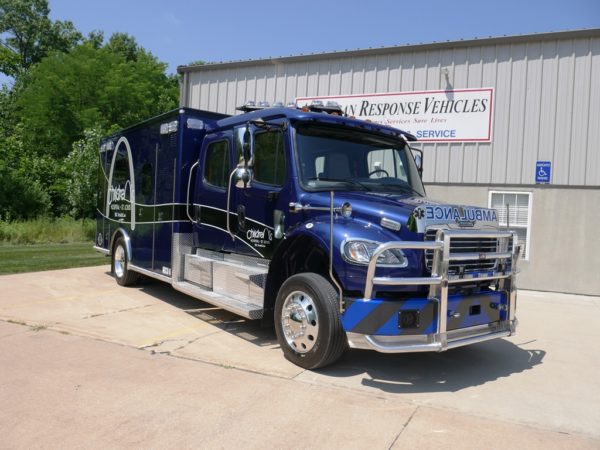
[295,124,425,196]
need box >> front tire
[111,237,138,286]
[274,273,347,369]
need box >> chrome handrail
[186,161,199,223]
[226,167,239,241]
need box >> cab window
[204,140,229,188]
[253,130,285,186]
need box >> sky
[2,0,599,84]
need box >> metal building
[178,29,600,296]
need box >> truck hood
[302,191,499,233]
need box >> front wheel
[274,273,347,369]
[111,237,138,286]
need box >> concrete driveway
[0,265,599,448]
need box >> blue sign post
[536,161,551,184]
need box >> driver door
[233,125,288,259]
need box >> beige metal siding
[587,38,600,185]
[183,33,600,187]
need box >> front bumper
[347,319,518,353]
[341,229,520,353]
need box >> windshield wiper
[307,177,371,191]
[378,182,422,197]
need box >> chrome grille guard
[361,229,520,352]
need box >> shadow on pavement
[133,274,545,393]
[318,340,545,394]
[136,276,278,347]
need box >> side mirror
[413,149,423,177]
[235,166,251,189]
[415,153,422,172]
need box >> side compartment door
[133,144,157,270]
[233,125,288,259]
[192,132,237,252]
[152,134,176,273]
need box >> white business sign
[297,88,494,143]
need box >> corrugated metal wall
[182,32,600,187]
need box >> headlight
[343,240,408,267]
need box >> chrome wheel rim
[114,245,125,279]
[281,290,319,353]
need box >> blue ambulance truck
[95,102,519,369]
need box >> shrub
[0,216,95,245]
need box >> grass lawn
[0,242,109,275]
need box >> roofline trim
[177,29,600,74]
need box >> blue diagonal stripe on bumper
[342,291,507,336]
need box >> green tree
[0,121,50,219]
[64,128,102,218]
[187,59,205,66]
[1,82,64,218]
[1,10,179,219]
[106,32,139,62]
[0,0,81,78]
[17,34,179,158]
[85,30,104,50]
[0,0,80,217]
[10,33,178,215]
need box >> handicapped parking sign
[536,161,551,184]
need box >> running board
[172,280,264,320]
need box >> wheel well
[263,235,337,325]
[109,228,132,260]
[110,233,119,254]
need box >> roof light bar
[307,100,344,115]
[236,100,273,112]
[236,99,346,116]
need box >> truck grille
[424,229,508,275]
